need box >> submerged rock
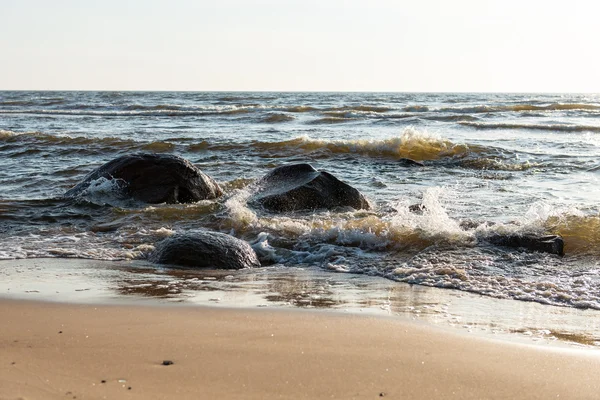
[486,234,564,256]
[149,230,260,270]
[64,153,222,204]
[252,163,370,212]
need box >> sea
[2,91,600,315]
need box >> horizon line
[1,89,599,95]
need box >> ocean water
[2,91,600,310]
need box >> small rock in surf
[149,230,261,270]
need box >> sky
[1,0,599,92]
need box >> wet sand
[2,258,600,347]
[2,298,600,400]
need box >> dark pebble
[59,331,63,334]
[379,393,386,397]
[162,360,174,366]
[101,380,106,383]
[128,387,132,390]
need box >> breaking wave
[309,117,355,124]
[249,129,480,160]
[442,103,600,114]
[325,105,392,113]
[0,130,173,154]
[283,106,317,113]
[0,106,253,117]
[262,113,295,123]
[460,121,600,132]
[545,214,600,256]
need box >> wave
[0,100,33,106]
[0,130,133,146]
[423,115,479,122]
[403,105,430,112]
[248,129,480,160]
[460,121,600,133]
[0,130,175,154]
[318,111,418,122]
[325,105,392,113]
[185,129,489,161]
[4,101,600,121]
[309,117,355,124]
[283,106,318,113]
[2,129,502,167]
[544,214,600,256]
[0,106,253,117]
[140,141,176,152]
[441,103,600,114]
[218,95,278,102]
[124,104,191,111]
[0,129,21,139]
[458,157,537,171]
[187,141,211,152]
[0,98,65,106]
[216,187,470,253]
[262,113,295,123]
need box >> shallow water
[2,91,600,310]
[2,259,599,348]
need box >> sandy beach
[1,298,599,400]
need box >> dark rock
[252,163,370,212]
[408,204,426,214]
[486,234,564,256]
[397,158,424,167]
[459,219,495,230]
[162,360,174,366]
[149,230,260,270]
[64,153,222,204]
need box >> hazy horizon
[2,89,599,94]
[2,0,599,92]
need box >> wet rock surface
[252,163,370,212]
[65,153,222,204]
[149,230,261,270]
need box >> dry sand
[1,299,599,400]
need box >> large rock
[486,234,564,256]
[149,230,260,269]
[65,153,222,204]
[252,163,370,212]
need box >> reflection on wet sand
[1,258,599,348]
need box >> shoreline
[2,258,599,349]
[2,297,600,399]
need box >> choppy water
[2,91,600,310]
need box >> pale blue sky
[1,0,598,91]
